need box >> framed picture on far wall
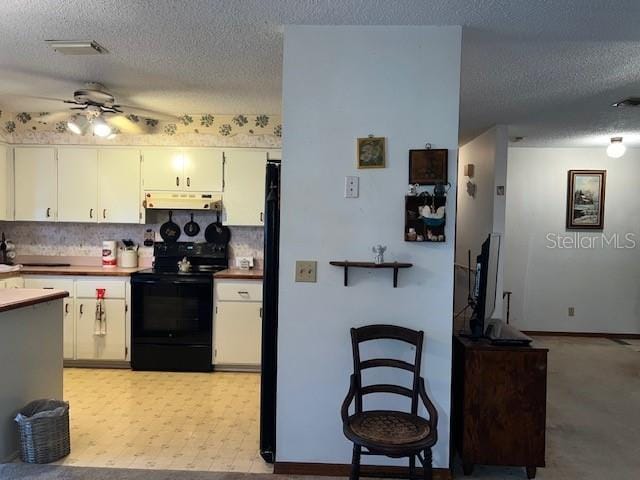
[409,149,448,185]
[566,170,606,230]
[357,136,386,169]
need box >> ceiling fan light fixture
[92,118,112,138]
[606,136,626,158]
[67,115,86,135]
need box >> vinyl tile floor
[50,369,272,473]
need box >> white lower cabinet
[23,277,74,359]
[63,297,75,360]
[75,297,126,361]
[213,279,262,369]
[23,275,129,363]
[3,276,24,289]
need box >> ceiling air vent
[45,40,108,55]
[611,97,640,108]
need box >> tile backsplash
[0,210,263,268]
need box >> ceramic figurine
[372,245,387,264]
[407,184,419,196]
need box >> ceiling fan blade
[118,104,180,121]
[36,111,72,123]
[106,115,145,134]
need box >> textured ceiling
[1,1,640,146]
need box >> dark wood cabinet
[452,335,548,479]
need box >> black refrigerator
[260,160,280,463]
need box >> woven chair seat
[345,410,431,447]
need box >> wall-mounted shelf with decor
[405,195,446,242]
[329,261,413,288]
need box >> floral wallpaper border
[0,111,282,147]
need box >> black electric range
[130,242,228,372]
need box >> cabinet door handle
[260,212,263,222]
[187,177,190,187]
[89,208,94,219]
[65,303,69,314]
[103,209,107,219]
[238,291,250,296]
[46,207,51,218]
[79,304,84,315]
[176,176,180,186]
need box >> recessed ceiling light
[611,97,640,108]
[45,40,108,55]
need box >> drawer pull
[238,291,250,295]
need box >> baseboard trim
[274,461,451,480]
[64,360,131,369]
[213,363,261,373]
[523,330,640,339]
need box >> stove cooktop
[135,266,227,276]
[136,241,229,277]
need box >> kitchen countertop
[214,268,264,280]
[0,289,69,313]
[19,265,145,276]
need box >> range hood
[144,192,222,210]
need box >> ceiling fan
[38,82,176,138]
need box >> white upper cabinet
[141,149,183,191]
[14,147,57,221]
[0,145,10,220]
[57,148,99,222]
[183,149,223,191]
[142,148,223,192]
[98,149,141,223]
[223,150,267,226]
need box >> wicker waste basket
[14,399,70,464]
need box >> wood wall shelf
[329,261,413,288]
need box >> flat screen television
[469,233,501,338]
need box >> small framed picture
[566,170,606,230]
[357,137,386,169]
[409,149,448,185]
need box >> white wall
[505,147,640,334]
[278,26,461,468]
[454,126,508,319]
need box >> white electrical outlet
[345,176,359,198]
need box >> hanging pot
[159,211,181,242]
[184,213,200,237]
[204,211,231,244]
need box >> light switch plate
[295,260,317,282]
[345,176,359,198]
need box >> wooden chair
[341,325,438,480]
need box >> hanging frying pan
[204,211,231,244]
[184,213,200,237]
[159,211,181,242]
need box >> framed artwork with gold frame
[357,137,386,169]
